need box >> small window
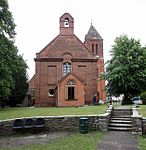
[64,18,69,27]
[92,44,94,53]
[96,44,98,54]
[63,63,71,76]
[48,89,55,97]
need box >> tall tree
[0,0,28,107]
[105,35,146,104]
[8,55,28,106]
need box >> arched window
[48,89,55,97]
[64,18,69,27]
[96,44,98,55]
[63,63,71,76]
[67,80,75,100]
[67,80,75,85]
[92,44,94,53]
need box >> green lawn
[138,105,146,117]
[0,105,107,120]
[138,135,146,150]
[0,131,105,150]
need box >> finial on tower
[91,19,93,25]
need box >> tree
[8,55,28,106]
[0,0,28,107]
[105,35,146,104]
[0,35,16,107]
[0,0,15,38]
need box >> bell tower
[60,13,74,35]
[84,23,106,101]
[84,23,103,57]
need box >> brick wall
[28,13,105,107]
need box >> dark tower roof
[85,23,102,40]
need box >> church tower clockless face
[64,18,69,27]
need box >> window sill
[65,99,78,101]
[48,96,55,98]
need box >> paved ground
[96,131,139,150]
[0,132,72,149]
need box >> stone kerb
[98,105,113,131]
[131,107,142,135]
[0,114,99,136]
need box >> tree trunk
[1,100,5,108]
[122,94,133,105]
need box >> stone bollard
[131,107,142,135]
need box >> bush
[140,91,146,105]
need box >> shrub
[140,91,146,105]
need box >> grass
[138,135,146,150]
[0,131,105,150]
[0,105,108,120]
[113,102,133,108]
[138,105,146,117]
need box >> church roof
[38,34,94,59]
[58,72,84,84]
[85,23,102,40]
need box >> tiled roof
[38,34,94,59]
[85,23,102,40]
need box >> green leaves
[105,35,146,99]
[0,2,28,106]
[0,1,16,39]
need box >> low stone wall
[142,117,146,134]
[0,115,99,136]
[131,106,146,135]
[98,105,113,131]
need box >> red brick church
[29,13,106,107]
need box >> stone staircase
[108,108,132,131]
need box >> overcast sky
[8,0,146,79]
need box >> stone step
[112,115,132,117]
[108,108,132,131]
[113,109,132,112]
[112,111,132,113]
[109,123,132,127]
[110,117,132,120]
[112,111,132,114]
[112,110,132,113]
[113,110,132,113]
[111,115,132,118]
[108,126,132,131]
[112,114,132,116]
[110,120,132,123]
[113,109,132,111]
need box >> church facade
[29,13,106,107]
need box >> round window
[48,89,55,97]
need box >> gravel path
[0,132,72,149]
